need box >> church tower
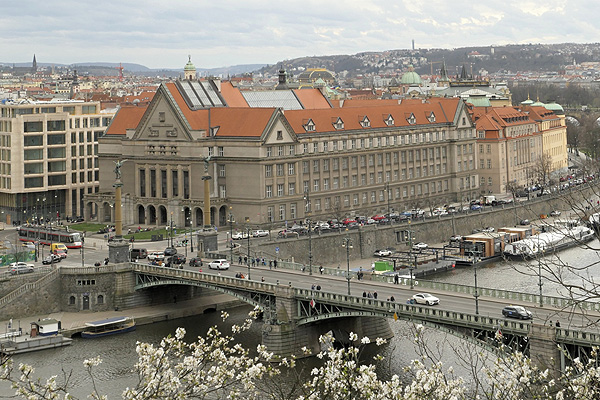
[32,54,37,74]
[184,55,196,80]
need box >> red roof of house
[105,106,147,135]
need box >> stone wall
[251,186,596,265]
[0,274,61,320]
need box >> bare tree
[531,153,554,195]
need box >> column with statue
[196,156,218,255]
[108,160,131,263]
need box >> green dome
[531,100,545,107]
[521,98,534,105]
[401,65,421,85]
[184,55,195,71]
[544,101,564,114]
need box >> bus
[17,225,83,249]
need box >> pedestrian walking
[555,320,561,327]
[244,256,247,264]
[311,284,316,290]
[394,274,399,284]
[319,266,324,274]
[274,260,278,269]
[269,260,273,269]
[238,256,242,264]
[390,295,395,302]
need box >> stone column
[109,163,130,263]
[529,323,561,377]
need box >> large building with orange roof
[470,102,567,193]
[88,73,479,229]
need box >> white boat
[81,316,136,338]
[0,319,72,355]
[504,221,594,259]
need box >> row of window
[265,165,450,197]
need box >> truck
[483,195,496,205]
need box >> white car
[373,249,393,257]
[147,252,165,261]
[208,259,230,270]
[232,232,249,240]
[412,293,440,306]
[412,242,428,251]
[253,229,269,237]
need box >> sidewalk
[0,294,241,337]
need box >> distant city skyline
[1,1,598,70]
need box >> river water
[4,241,600,398]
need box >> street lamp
[538,259,544,307]
[246,222,251,280]
[341,229,353,295]
[304,190,313,275]
[169,212,174,248]
[228,207,235,264]
[473,249,480,315]
[384,182,391,223]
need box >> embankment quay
[228,183,600,266]
[3,261,600,375]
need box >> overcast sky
[1,0,598,70]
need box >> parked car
[253,229,269,237]
[189,257,203,267]
[373,249,393,257]
[72,216,84,223]
[164,247,177,256]
[42,254,61,265]
[412,293,440,306]
[9,262,34,275]
[519,219,530,226]
[208,259,230,270]
[549,210,561,217]
[148,251,165,261]
[231,232,248,240]
[471,204,482,211]
[502,305,532,320]
[412,242,428,251]
[277,230,299,239]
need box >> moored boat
[81,316,136,338]
[504,221,594,259]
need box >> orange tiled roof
[210,107,277,137]
[284,98,460,134]
[105,106,147,135]
[219,81,249,107]
[292,89,331,109]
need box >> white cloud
[0,0,598,69]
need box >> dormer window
[384,114,394,126]
[303,119,316,132]
[427,112,435,123]
[360,116,371,128]
[407,113,416,125]
[332,117,344,130]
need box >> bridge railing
[133,264,277,292]
[294,288,531,335]
[369,275,600,312]
[556,327,600,347]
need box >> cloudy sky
[1,0,598,70]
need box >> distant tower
[490,46,495,56]
[275,64,289,90]
[115,63,124,81]
[32,54,37,74]
[184,55,196,80]
[412,40,415,50]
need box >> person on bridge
[362,291,367,297]
[373,291,378,299]
[555,320,561,327]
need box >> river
[4,241,599,398]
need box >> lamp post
[538,259,544,307]
[385,182,391,223]
[246,223,251,280]
[410,255,417,290]
[81,233,85,267]
[341,229,353,295]
[304,190,313,275]
[228,208,234,264]
[169,212,174,248]
[473,248,480,315]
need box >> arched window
[97,295,104,304]
[69,296,75,305]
